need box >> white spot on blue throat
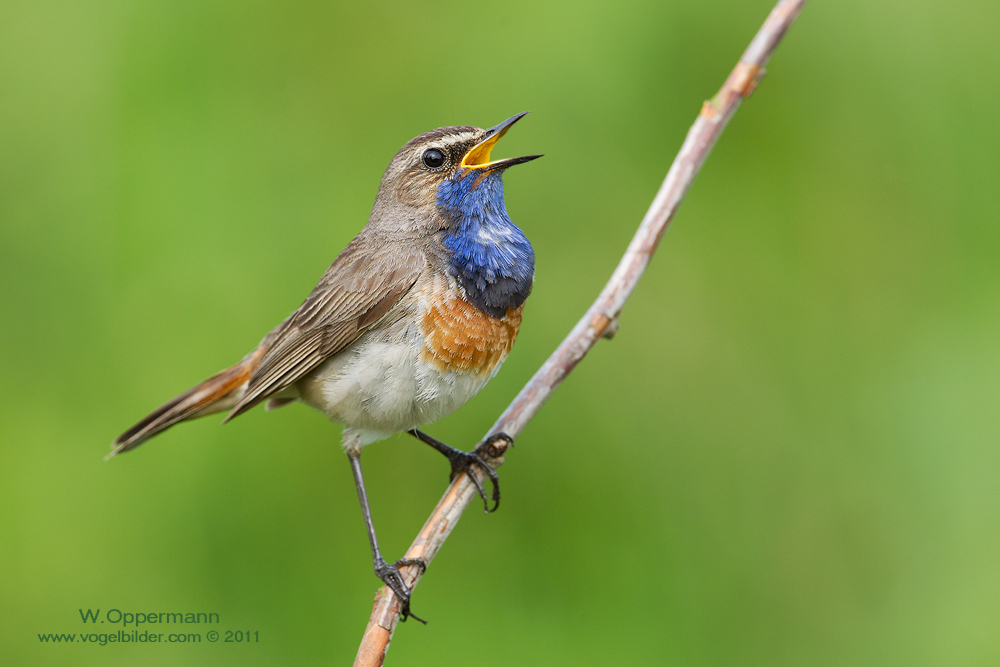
[436,170,534,318]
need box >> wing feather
[224,239,425,421]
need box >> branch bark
[354,1,808,663]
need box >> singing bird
[110,112,540,621]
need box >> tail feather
[108,349,264,459]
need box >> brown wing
[224,238,425,421]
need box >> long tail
[107,348,265,459]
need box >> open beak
[460,111,543,171]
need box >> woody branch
[354,0,808,664]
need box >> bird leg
[407,430,512,513]
[347,451,427,624]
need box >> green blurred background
[3,0,999,664]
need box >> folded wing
[224,239,425,421]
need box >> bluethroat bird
[110,112,541,621]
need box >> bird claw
[392,556,427,576]
[449,433,512,513]
[374,558,428,624]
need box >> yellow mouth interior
[460,128,511,169]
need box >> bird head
[369,112,541,234]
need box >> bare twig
[354,1,808,663]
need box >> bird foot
[407,429,513,513]
[451,433,513,513]
[374,557,428,624]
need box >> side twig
[354,1,808,663]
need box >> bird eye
[422,148,446,169]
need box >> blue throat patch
[436,170,534,318]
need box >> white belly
[295,317,498,451]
